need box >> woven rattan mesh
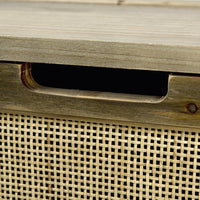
[0,112,200,200]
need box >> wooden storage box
[0,1,200,199]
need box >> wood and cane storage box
[0,1,200,200]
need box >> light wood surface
[0,2,200,73]
[1,63,200,128]
[125,0,200,7]
[2,0,200,7]
[2,0,118,4]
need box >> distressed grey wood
[3,0,200,7]
[124,0,200,7]
[0,2,200,73]
[2,0,118,3]
[1,63,200,128]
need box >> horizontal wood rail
[1,63,200,128]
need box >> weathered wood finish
[1,63,200,128]
[3,0,200,7]
[0,2,200,73]
[2,0,118,3]
[124,0,200,7]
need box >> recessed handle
[1,62,200,127]
[22,63,169,103]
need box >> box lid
[0,1,200,73]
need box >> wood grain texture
[2,0,118,4]
[0,2,200,73]
[2,0,200,7]
[124,0,200,7]
[1,63,200,128]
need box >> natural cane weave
[0,112,200,200]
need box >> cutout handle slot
[22,63,169,103]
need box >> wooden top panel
[125,0,200,7]
[2,0,118,4]
[3,0,200,7]
[1,2,199,45]
[0,1,200,73]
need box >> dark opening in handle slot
[31,64,169,98]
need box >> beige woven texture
[0,112,200,199]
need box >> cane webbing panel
[0,112,200,200]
